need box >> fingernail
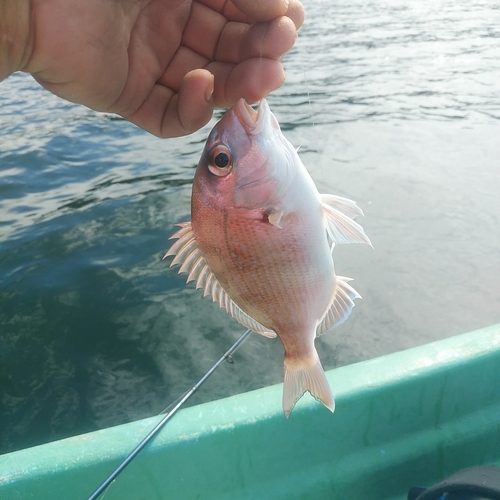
[205,75,214,102]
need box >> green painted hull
[1,324,500,500]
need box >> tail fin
[283,352,335,418]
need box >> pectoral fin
[316,276,361,336]
[267,209,284,228]
[165,222,277,339]
[321,194,372,246]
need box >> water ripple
[1,0,500,453]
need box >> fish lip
[234,98,270,135]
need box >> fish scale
[193,202,334,353]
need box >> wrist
[0,0,32,81]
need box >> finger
[208,58,285,107]
[284,0,305,29]
[216,16,296,64]
[157,46,209,91]
[127,69,214,138]
[173,69,215,134]
[190,1,303,65]
[181,2,226,60]
[198,0,304,30]
[229,0,289,22]
[229,0,305,29]
[240,16,297,61]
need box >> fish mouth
[233,98,272,135]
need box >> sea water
[1,0,499,453]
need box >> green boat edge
[1,323,499,500]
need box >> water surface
[1,0,499,453]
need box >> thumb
[127,69,214,138]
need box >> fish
[165,98,371,417]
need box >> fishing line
[296,32,325,181]
[87,329,252,500]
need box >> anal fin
[316,276,361,336]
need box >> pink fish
[165,99,371,417]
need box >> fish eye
[208,145,233,177]
[215,152,229,168]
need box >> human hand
[22,0,305,137]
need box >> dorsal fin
[320,194,372,247]
[316,276,361,336]
[164,222,277,339]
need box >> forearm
[0,0,32,81]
